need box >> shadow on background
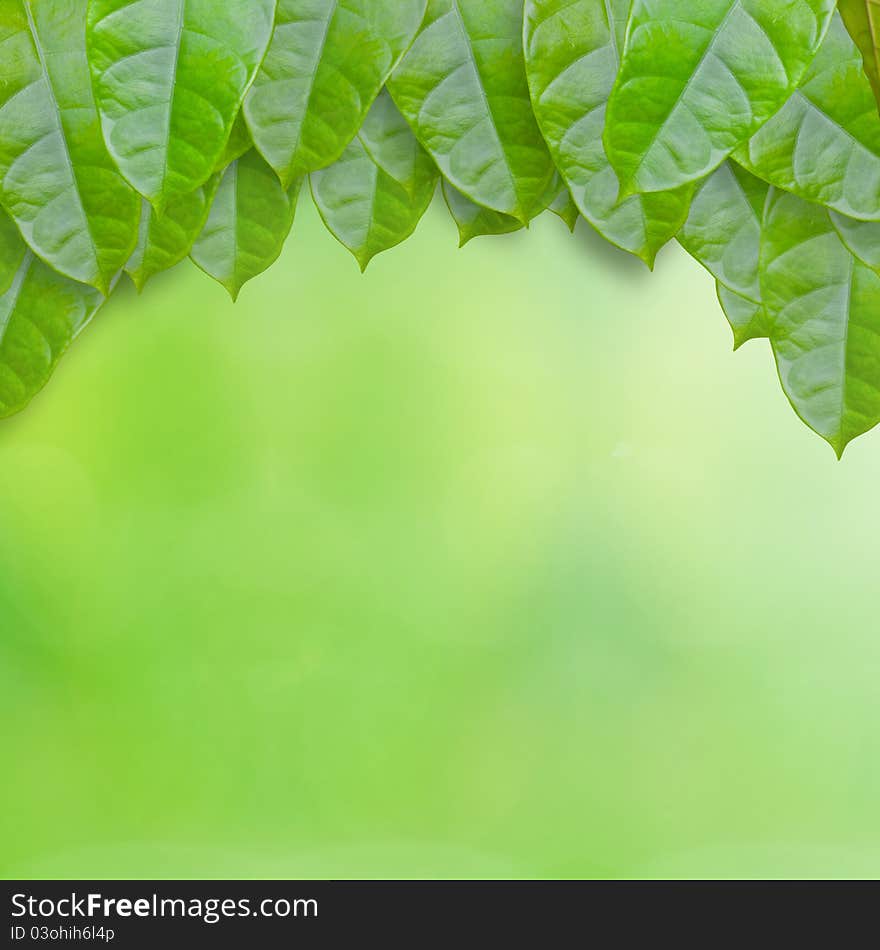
[1,195,878,880]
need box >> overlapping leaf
[0,209,27,296]
[761,190,880,457]
[524,0,692,266]
[3,0,880,456]
[190,150,300,301]
[830,212,880,270]
[87,0,276,210]
[126,179,220,291]
[244,0,428,187]
[311,92,438,270]
[679,162,768,346]
[389,0,556,223]
[0,0,139,293]
[839,0,880,110]
[441,179,524,245]
[548,184,579,233]
[0,210,104,417]
[735,14,880,222]
[604,0,837,194]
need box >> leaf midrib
[625,1,740,186]
[450,1,523,221]
[287,0,339,178]
[22,1,101,287]
[160,0,186,203]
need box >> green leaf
[548,184,580,233]
[716,282,766,350]
[734,14,880,222]
[0,221,104,417]
[761,189,880,457]
[244,0,428,187]
[311,92,438,270]
[678,161,768,346]
[838,0,880,110]
[603,0,837,194]
[190,150,300,301]
[829,211,880,271]
[215,112,253,174]
[126,178,221,292]
[0,0,139,294]
[87,0,276,211]
[441,179,524,245]
[389,0,556,223]
[0,209,27,297]
[524,0,692,266]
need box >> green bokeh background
[2,196,879,879]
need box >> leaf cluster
[1,0,880,455]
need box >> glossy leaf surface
[525,0,692,265]
[0,0,138,293]
[87,0,276,210]
[190,150,300,300]
[126,178,220,291]
[441,179,523,245]
[311,92,438,270]
[604,0,837,193]
[0,214,104,417]
[735,15,880,222]
[389,0,556,222]
[761,190,880,456]
[244,0,427,187]
[679,161,768,346]
[839,0,880,110]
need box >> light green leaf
[126,178,221,291]
[0,221,104,417]
[679,161,768,346]
[244,0,427,188]
[829,211,880,271]
[215,112,253,174]
[548,184,580,233]
[190,150,300,301]
[0,0,139,294]
[524,0,692,266]
[604,0,837,194]
[311,92,438,270]
[87,0,276,211]
[389,0,556,223]
[0,209,27,297]
[734,15,880,222]
[441,179,524,246]
[716,282,766,350]
[761,189,880,457]
[838,0,880,110]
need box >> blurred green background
[2,195,879,880]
